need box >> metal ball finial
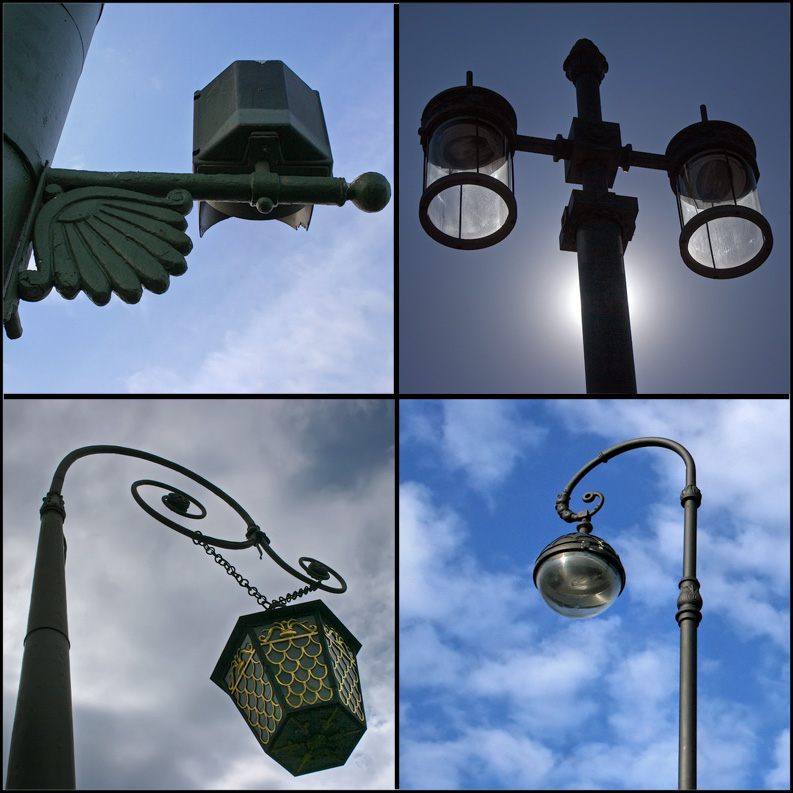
[347,172,391,213]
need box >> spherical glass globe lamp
[533,532,625,619]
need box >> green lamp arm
[8,166,390,333]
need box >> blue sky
[5,4,393,394]
[399,4,790,394]
[3,398,395,789]
[399,399,789,789]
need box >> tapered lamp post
[6,446,364,789]
[533,438,702,790]
[418,40,773,394]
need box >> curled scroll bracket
[130,476,346,595]
[556,489,605,528]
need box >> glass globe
[534,536,625,619]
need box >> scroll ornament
[18,185,193,306]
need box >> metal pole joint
[680,484,703,508]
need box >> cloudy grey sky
[399,4,789,394]
[400,399,789,789]
[4,4,393,394]
[3,399,395,789]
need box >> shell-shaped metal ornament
[19,187,194,305]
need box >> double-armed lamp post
[6,446,366,789]
[533,438,702,789]
[418,39,773,394]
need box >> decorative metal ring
[298,557,347,594]
[131,479,229,545]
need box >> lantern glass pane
[677,151,760,224]
[686,216,765,269]
[427,183,511,241]
[226,640,284,748]
[427,117,509,183]
[257,616,332,708]
[536,551,622,619]
[323,623,365,723]
[676,151,769,272]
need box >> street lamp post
[418,39,773,394]
[533,438,702,790]
[6,445,364,789]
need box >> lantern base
[679,205,773,279]
[268,703,367,776]
[419,172,517,250]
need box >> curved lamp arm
[552,437,702,790]
[47,444,346,593]
[555,436,701,580]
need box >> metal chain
[191,530,317,611]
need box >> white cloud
[765,728,790,789]
[441,400,547,493]
[399,481,466,623]
[400,400,547,497]
[125,219,392,394]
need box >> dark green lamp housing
[193,60,333,236]
[211,600,366,776]
[533,530,625,619]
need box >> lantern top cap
[665,117,759,190]
[418,78,517,148]
[211,598,362,687]
[533,531,625,594]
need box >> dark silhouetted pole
[6,493,75,789]
[561,39,638,394]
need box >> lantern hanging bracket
[45,445,348,611]
[13,167,389,315]
[555,490,604,533]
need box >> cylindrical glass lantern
[419,72,517,249]
[211,600,365,776]
[666,112,773,278]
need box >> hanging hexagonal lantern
[211,600,366,776]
